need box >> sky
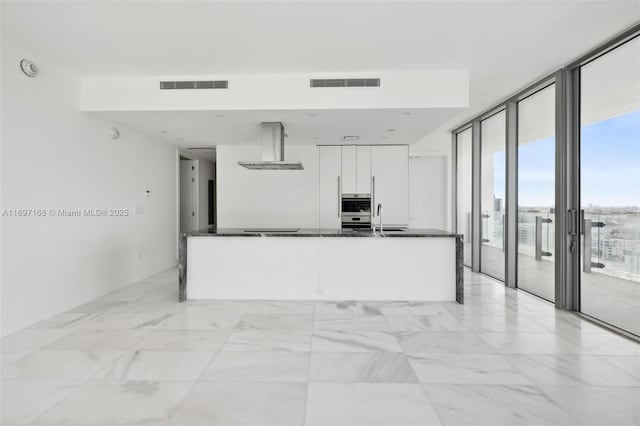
[492,109,639,208]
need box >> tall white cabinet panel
[371,145,409,226]
[341,145,357,194]
[319,146,342,229]
[356,146,371,193]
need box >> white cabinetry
[341,145,357,194]
[371,145,409,227]
[341,145,372,194]
[318,146,342,228]
[356,146,371,194]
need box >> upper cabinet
[318,146,342,229]
[356,146,371,194]
[341,145,357,194]
[371,145,409,227]
[341,145,372,195]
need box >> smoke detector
[109,127,120,140]
[20,59,38,77]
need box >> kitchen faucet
[377,203,383,233]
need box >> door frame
[563,28,640,334]
[176,149,201,258]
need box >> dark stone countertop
[182,227,462,238]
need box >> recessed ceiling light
[387,129,396,132]
[342,136,360,142]
[401,111,412,116]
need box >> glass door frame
[451,22,639,339]
[563,28,640,335]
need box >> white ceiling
[91,108,461,148]
[3,1,639,148]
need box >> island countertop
[182,227,461,238]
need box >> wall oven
[341,194,371,229]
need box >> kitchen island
[179,228,463,304]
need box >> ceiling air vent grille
[310,78,380,88]
[160,80,228,90]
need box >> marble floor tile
[156,308,243,330]
[5,267,639,426]
[183,300,253,314]
[115,299,183,315]
[44,329,151,350]
[460,315,549,333]
[314,315,392,331]
[305,383,442,426]
[423,384,579,426]
[380,301,452,316]
[66,296,135,314]
[314,301,384,319]
[443,303,513,318]
[561,332,640,355]
[385,314,469,332]
[222,330,311,351]
[504,354,640,386]
[93,350,215,381]
[309,352,417,383]
[67,312,173,330]
[237,313,313,331]
[529,315,610,335]
[0,328,71,351]
[100,283,159,301]
[477,332,587,354]
[135,329,230,351]
[311,330,402,352]
[540,385,640,426]
[408,354,533,385]
[397,331,494,354]
[201,351,309,382]
[1,380,81,424]
[1,350,31,367]
[247,300,315,314]
[599,355,640,379]
[35,381,194,425]
[2,350,122,380]
[168,382,307,426]
[29,312,91,329]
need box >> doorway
[577,36,640,336]
[179,158,198,233]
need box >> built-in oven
[341,194,371,229]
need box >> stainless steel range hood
[238,122,303,170]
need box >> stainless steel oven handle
[337,176,341,218]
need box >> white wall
[216,145,318,228]
[81,71,468,112]
[1,39,178,336]
[409,156,448,230]
[410,129,453,231]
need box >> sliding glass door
[456,128,473,267]
[517,84,556,301]
[579,36,640,336]
[480,111,506,281]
